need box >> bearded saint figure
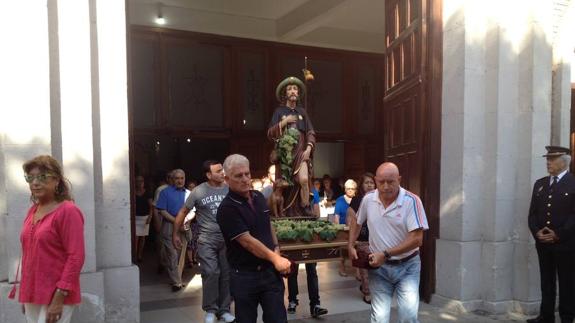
[267,76,316,217]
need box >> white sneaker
[220,312,236,322]
[204,312,216,323]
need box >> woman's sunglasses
[24,173,56,183]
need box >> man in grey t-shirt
[173,161,234,323]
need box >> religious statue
[267,76,316,217]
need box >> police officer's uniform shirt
[529,170,575,249]
[356,187,429,260]
[550,169,567,186]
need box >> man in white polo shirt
[348,162,429,323]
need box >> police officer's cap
[542,145,571,157]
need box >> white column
[513,1,553,314]
[93,0,139,321]
[436,0,487,308]
[0,1,52,322]
[54,1,107,321]
[436,0,554,315]
[480,11,519,312]
[56,0,97,274]
[0,0,52,283]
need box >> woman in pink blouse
[12,155,85,323]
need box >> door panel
[384,0,440,302]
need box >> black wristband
[383,250,391,259]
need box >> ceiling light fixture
[155,3,166,25]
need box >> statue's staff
[302,56,314,112]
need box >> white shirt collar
[370,187,406,207]
[550,169,568,184]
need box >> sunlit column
[0,1,51,283]
[92,1,140,321]
[56,0,96,273]
[514,0,553,308]
[437,0,488,306]
[93,0,132,269]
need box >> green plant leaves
[276,128,300,185]
[272,219,344,242]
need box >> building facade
[0,0,574,322]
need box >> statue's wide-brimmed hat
[542,145,571,157]
[275,76,306,102]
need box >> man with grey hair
[217,154,291,323]
[155,168,189,291]
[527,146,575,323]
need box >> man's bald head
[374,162,401,204]
[376,162,400,178]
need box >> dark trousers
[536,245,575,322]
[230,267,287,323]
[287,263,320,308]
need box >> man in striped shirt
[349,162,429,323]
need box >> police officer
[527,146,575,323]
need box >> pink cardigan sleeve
[54,203,85,291]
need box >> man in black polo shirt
[217,154,291,323]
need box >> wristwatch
[56,288,69,297]
[383,250,391,259]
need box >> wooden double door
[382,0,442,302]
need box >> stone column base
[0,265,139,323]
[431,294,540,316]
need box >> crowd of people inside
[129,160,378,321]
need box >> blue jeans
[368,256,421,323]
[229,267,287,323]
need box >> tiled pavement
[138,251,534,323]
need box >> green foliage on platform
[273,219,345,242]
[276,128,300,185]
